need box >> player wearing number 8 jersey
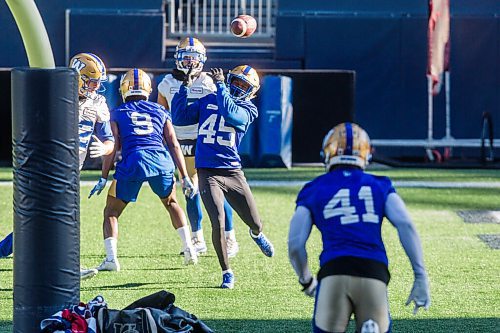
[288,123,430,333]
[171,65,275,289]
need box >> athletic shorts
[110,173,175,203]
[114,149,174,181]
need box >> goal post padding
[12,68,80,333]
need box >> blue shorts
[115,149,174,181]
[112,173,175,202]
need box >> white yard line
[2,180,500,188]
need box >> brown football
[230,15,257,38]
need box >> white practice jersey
[78,93,110,169]
[157,72,216,140]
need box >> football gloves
[181,176,197,199]
[299,276,317,298]
[208,68,225,83]
[88,177,107,198]
[406,275,431,314]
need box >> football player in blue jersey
[91,68,198,272]
[157,37,239,257]
[288,123,431,333]
[171,65,274,289]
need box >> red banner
[427,0,450,95]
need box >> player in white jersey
[70,52,115,279]
[157,37,239,257]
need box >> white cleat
[192,237,208,255]
[96,258,120,272]
[226,237,239,258]
[80,267,98,280]
[184,247,198,265]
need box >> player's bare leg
[161,184,198,265]
[97,190,127,272]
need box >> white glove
[299,276,317,298]
[406,275,431,314]
[89,135,107,158]
[181,176,197,199]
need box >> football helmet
[69,53,107,98]
[226,65,260,101]
[321,122,371,170]
[119,68,153,102]
[174,37,207,75]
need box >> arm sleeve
[94,121,114,142]
[215,81,257,132]
[288,206,314,283]
[385,192,427,278]
[171,85,200,126]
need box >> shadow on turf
[203,318,498,332]
[0,317,497,332]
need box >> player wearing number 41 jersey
[288,123,430,333]
[172,65,275,289]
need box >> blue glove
[88,177,107,199]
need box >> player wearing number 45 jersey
[157,37,239,258]
[172,65,274,289]
[288,123,430,333]
[91,68,198,272]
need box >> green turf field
[0,167,499,332]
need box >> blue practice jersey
[171,82,257,169]
[111,100,174,180]
[112,100,170,156]
[296,168,396,267]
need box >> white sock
[225,229,235,240]
[104,237,117,261]
[250,230,260,238]
[177,226,191,249]
[222,269,233,275]
[193,230,205,242]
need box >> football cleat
[192,237,208,255]
[183,246,198,265]
[221,271,235,289]
[361,319,380,333]
[96,258,120,272]
[321,122,371,170]
[80,267,98,280]
[249,229,274,257]
[226,237,239,258]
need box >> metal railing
[166,0,275,38]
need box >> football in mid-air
[230,15,257,38]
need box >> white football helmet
[321,122,371,170]
[119,68,152,102]
[174,37,207,75]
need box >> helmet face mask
[226,65,260,101]
[174,37,207,75]
[322,122,372,170]
[119,68,153,102]
[69,53,107,99]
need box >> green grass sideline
[0,168,499,332]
